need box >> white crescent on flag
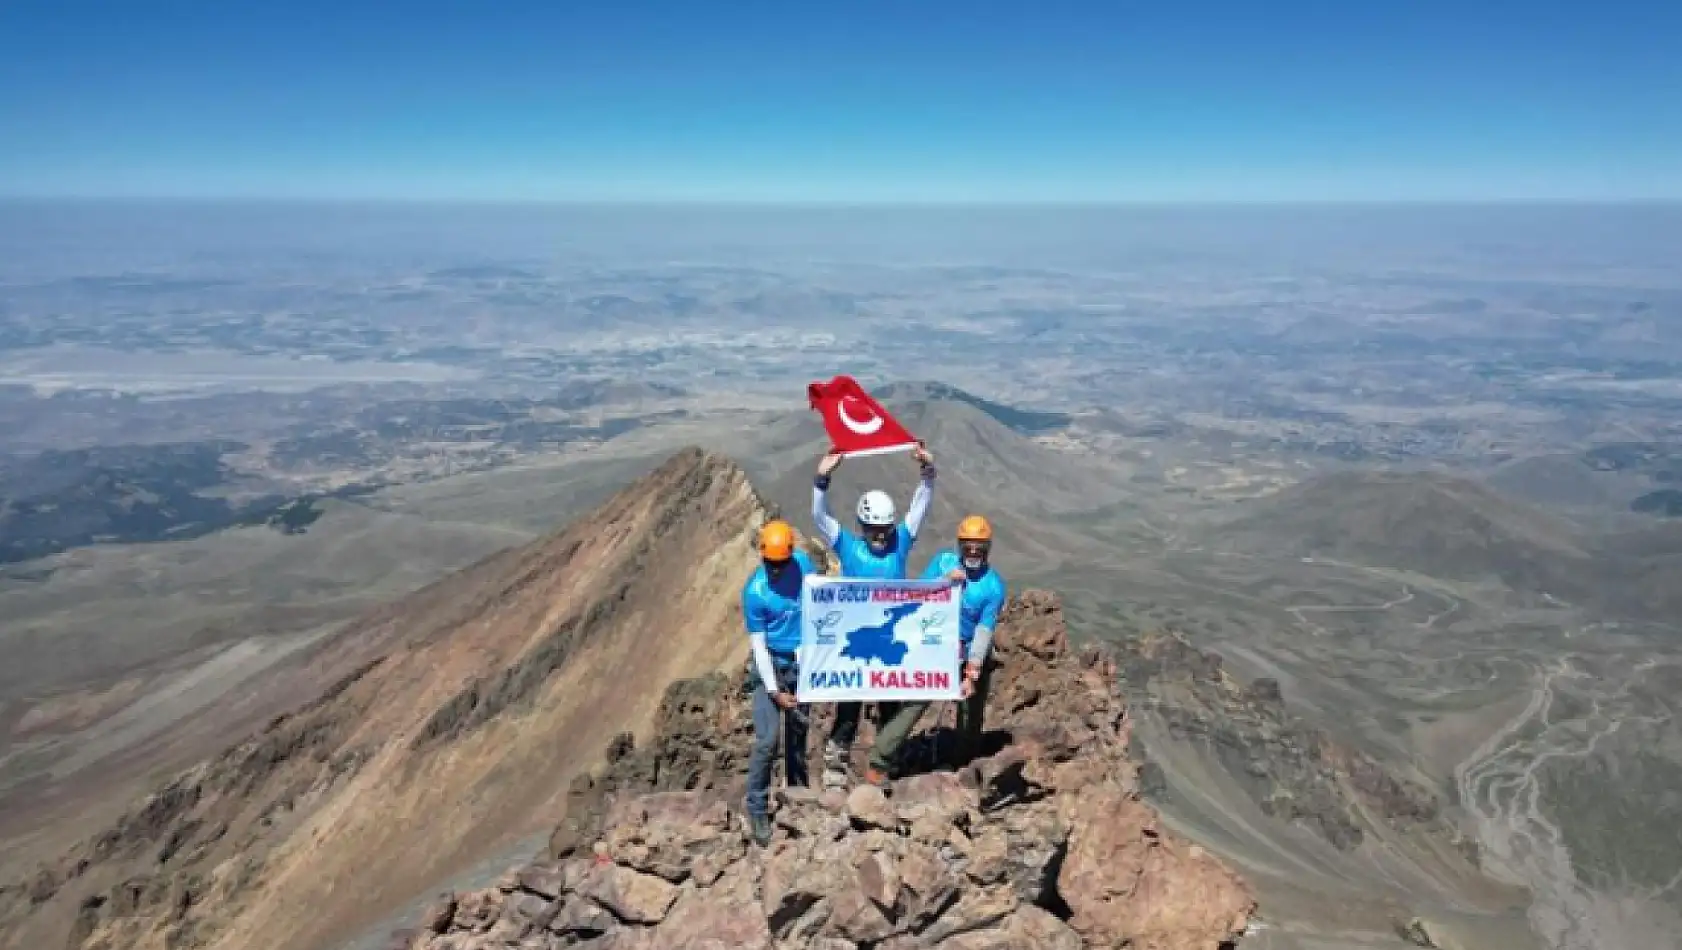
[837,397,884,434]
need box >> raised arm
[904,446,937,539]
[810,451,844,546]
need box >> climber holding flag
[806,377,937,785]
[741,519,817,846]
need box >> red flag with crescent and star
[807,375,919,457]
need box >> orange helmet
[957,515,993,542]
[759,520,796,560]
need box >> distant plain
[2,201,1680,950]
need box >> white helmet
[856,490,897,526]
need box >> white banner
[796,576,962,702]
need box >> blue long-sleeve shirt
[922,548,1007,664]
[742,549,816,689]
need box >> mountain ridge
[0,446,773,950]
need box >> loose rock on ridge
[397,590,1256,950]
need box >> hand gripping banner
[796,575,962,702]
[807,375,919,457]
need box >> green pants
[867,656,997,774]
[868,700,930,773]
[951,656,995,765]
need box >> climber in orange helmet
[740,519,817,846]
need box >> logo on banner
[917,612,948,645]
[812,610,843,646]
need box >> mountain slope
[1206,470,1682,619]
[1118,629,1540,950]
[0,447,772,950]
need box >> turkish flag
[807,375,918,457]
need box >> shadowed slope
[0,447,773,950]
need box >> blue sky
[0,0,1676,202]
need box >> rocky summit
[391,591,1256,950]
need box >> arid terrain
[3,202,1681,950]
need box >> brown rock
[827,880,897,943]
[689,831,746,887]
[997,805,1070,906]
[893,771,974,825]
[1006,904,1084,949]
[658,883,772,948]
[477,916,528,944]
[548,894,616,937]
[587,930,661,949]
[855,849,901,910]
[449,890,503,932]
[574,864,680,924]
[499,890,557,934]
[964,830,1008,885]
[896,842,962,930]
[919,885,1018,944]
[846,784,900,831]
[419,892,456,933]
[762,838,854,939]
[517,858,591,899]
[1058,785,1255,950]
[778,799,851,841]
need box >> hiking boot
[748,813,772,847]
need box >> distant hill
[753,390,1128,575]
[1209,470,1682,620]
[1484,453,1625,511]
[870,380,1071,434]
[1631,488,1682,517]
[550,378,687,409]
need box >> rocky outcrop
[1119,628,1478,861]
[395,591,1256,950]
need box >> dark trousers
[746,655,808,818]
[830,701,862,748]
